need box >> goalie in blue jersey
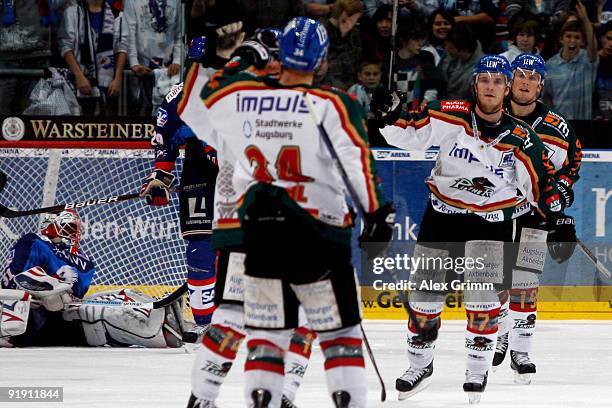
[0,210,183,348]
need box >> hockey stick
[0,284,188,309]
[577,240,611,279]
[387,0,399,90]
[0,186,187,218]
[302,91,394,401]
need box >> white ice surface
[1,320,611,408]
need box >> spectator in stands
[439,22,483,99]
[599,0,612,28]
[59,0,127,116]
[506,0,571,27]
[363,0,389,17]
[238,0,304,34]
[393,19,443,108]
[348,60,384,112]
[423,7,456,65]
[123,0,182,116]
[594,20,612,119]
[304,0,336,18]
[545,2,599,119]
[189,0,243,39]
[0,0,65,114]
[362,4,393,78]
[322,0,364,89]
[363,0,438,18]
[439,0,500,51]
[499,12,541,62]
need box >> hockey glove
[140,169,175,206]
[359,202,396,259]
[370,87,405,127]
[232,39,271,70]
[556,181,574,209]
[546,212,577,264]
[215,22,245,59]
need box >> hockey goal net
[0,146,192,319]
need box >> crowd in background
[0,0,610,120]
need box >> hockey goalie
[0,210,183,348]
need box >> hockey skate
[331,391,350,408]
[492,332,508,371]
[281,395,299,408]
[463,370,488,405]
[251,389,272,408]
[510,350,536,384]
[186,393,217,408]
[182,324,210,344]
[395,361,434,400]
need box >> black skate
[186,393,217,408]
[281,395,299,408]
[463,370,488,405]
[251,389,272,408]
[331,391,350,408]
[182,324,211,344]
[492,332,509,371]
[510,350,536,385]
[395,361,434,400]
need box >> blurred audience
[594,20,612,119]
[499,12,540,62]
[439,22,483,99]
[348,59,384,112]
[422,7,455,65]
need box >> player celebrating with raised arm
[492,53,582,383]
[371,55,562,403]
[180,16,394,408]
[0,210,94,347]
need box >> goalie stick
[577,240,611,279]
[0,284,188,309]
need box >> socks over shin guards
[283,326,317,402]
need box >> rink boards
[359,149,612,320]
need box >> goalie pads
[62,289,183,348]
[14,266,75,312]
[0,293,31,339]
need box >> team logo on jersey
[165,83,183,103]
[157,108,169,127]
[499,151,515,168]
[1,117,25,141]
[465,336,494,352]
[451,177,495,197]
[543,112,570,138]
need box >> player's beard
[476,96,503,115]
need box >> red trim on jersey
[154,161,175,171]
[204,81,271,109]
[2,311,24,322]
[192,305,216,315]
[430,110,474,137]
[539,134,569,150]
[0,141,151,149]
[177,64,200,115]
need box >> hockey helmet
[511,53,546,81]
[41,209,81,250]
[473,55,513,84]
[280,17,329,72]
[188,36,208,62]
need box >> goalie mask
[41,209,82,252]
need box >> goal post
[0,144,192,319]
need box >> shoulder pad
[165,83,184,103]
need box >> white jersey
[381,100,561,221]
[178,59,384,243]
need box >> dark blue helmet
[473,55,512,83]
[280,17,329,72]
[511,53,546,80]
[188,36,208,62]
[254,28,282,60]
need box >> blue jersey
[153,82,218,240]
[1,233,95,298]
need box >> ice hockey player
[0,210,95,346]
[162,27,318,408]
[0,210,184,348]
[492,53,581,384]
[371,55,563,403]
[180,16,394,408]
[140,35,220,344]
